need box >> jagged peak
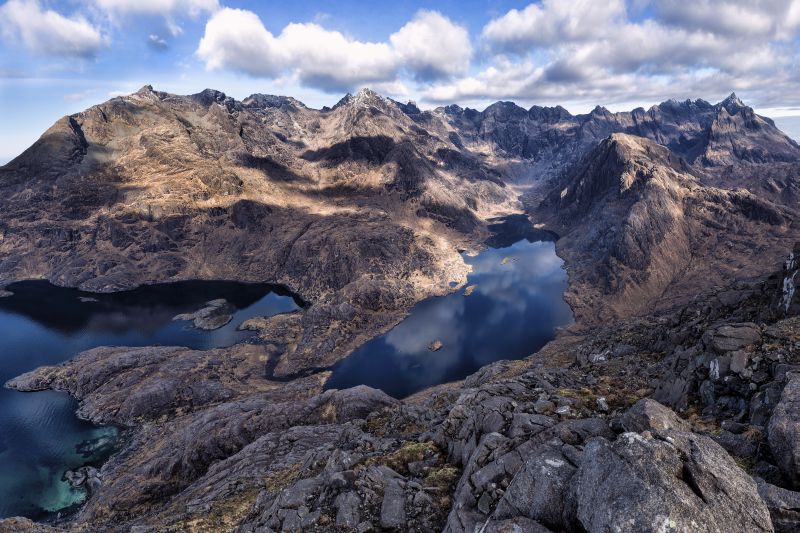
[528,104,572,121]
[242,94,303,109]
[595,133,695,177]
[721,92,745,107]
[483,101,528,118]
[331,88,391,111]
[717,92,748,114]
[136,84,154,94]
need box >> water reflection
[325,238,573,398]
[0,280,300,520]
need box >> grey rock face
[574,431,773,533]
[379,477,406,530]
[709,323,762,352]
[620,398,691,433]
[757,479,800,533]
[768,372,800,487]
[493,446,577,530]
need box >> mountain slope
[0,86,520,375]
[1,87,799,369]
[539,133,796,321]
[433,93,800,185]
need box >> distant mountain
[540,133,796,320]
[0,86,798,325]
[429,92,800,184]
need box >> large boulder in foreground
[573,430,774,533]
[768,372,800,487]
[620,398,691,433]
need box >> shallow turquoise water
[0,280,300,520]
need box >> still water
[326,229,573,398]
[0,280,300,520]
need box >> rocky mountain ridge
[540,133,797,320]
[1,87,800,531]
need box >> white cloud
[196,8,285,77]
[196,8,470,92]
[63,89,95,102]
[390,10,472,80]
[278,23,396,91]
[148,33,168,50]
[482,0,626,51]
[654,0,800,39]
[0,0,106,58]
[94,0,219,18]
[417,0,800,110]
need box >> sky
[2,0,800,163]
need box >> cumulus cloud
[0,0,106,58]
[482,0,626,52]
[422,0,800,109]
[277,23,396,91]
[196,7,470,93]
[390,10,472,80]
[653,0,800,38]
[196,8,285,77]
[94,0,218,18]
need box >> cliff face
[539,133,797,321]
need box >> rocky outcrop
[173,298,234,330]
[619,397,691,433]
[574,430,773,532]
[757,479,800,533]
[539,133,796,321]
[768,372,800,487]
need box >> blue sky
[2,0,800,163]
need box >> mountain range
[1,87,799,532]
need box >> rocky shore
[1,244,797,532]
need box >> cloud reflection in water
[326,239,573,398]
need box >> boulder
[757,479,800,533]
[334,491,361,529]
[768,372,800,487]
[620,398,691,433]
[484,517,553,533]
[572,431,774,532]
[380,477,406,530]
[709,323,761,352]
[493,446,577,531]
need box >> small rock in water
[64,466,101,496]
[173,298,234,330]
[463,284,477,296]
[428,340,443,352]
[0,289,12,298]
[78,296,99,303]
